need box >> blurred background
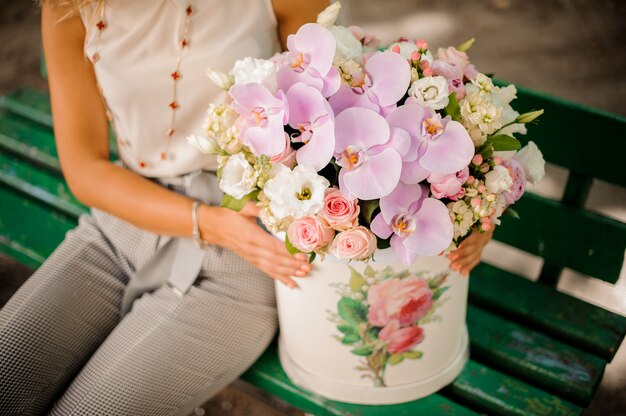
[0,0,625,415]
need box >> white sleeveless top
[79,0,281,177]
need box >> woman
[0,1,493,414]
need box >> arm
[272,0,330,48]
[41,4,308,286]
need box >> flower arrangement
[189,2,545,265]
[327,265,450,387]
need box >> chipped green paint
[469,263,626,361]
[443,361,581,416]
[467,305,605,405]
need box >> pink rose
[318,188,360,231]
[379,320,425,354]
[502,159,526,205]
[269,133,297,168]
[287,215,334,253]
[367,276,433,327]
[428,167,470,199]
[436,46,477,80]
[330,226,376,261]
[348,25,381,49]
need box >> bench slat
[0,185,78,267]
[0,151,86,218]
[242,338,478,416]
[0,109,59,171]
[0,88,53,127]
[469,263,626,361]
[467,305,605,406]
[500,83,626,189]
[494,192,626,284]
[442,360,581,416]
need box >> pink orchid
[371,182,453,265]
[328,51,411,116]
[229,83,288,157]
[334,107,410,200]
[285,83,335,171]
[385,102,474,184]
[277,23,340,97]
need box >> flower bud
[515,109,544,124]
[456,38,475,52]
[316,2,341,28]
[206,67,233,90]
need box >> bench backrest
[493,82,626,285]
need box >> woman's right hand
[198,204,310,288]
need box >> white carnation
[231,57,278,92]
[330,26,363,63]
[408,76,450,110]
[515,141,545,185]
[484,165,513,194]
[263,164,330,220]
[219,153,258,199]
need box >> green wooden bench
[1,85,625,416]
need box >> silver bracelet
[191,201,210,248]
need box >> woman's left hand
[447,228,495,276]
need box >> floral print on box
[328,265,449,387]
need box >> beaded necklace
[90,1,194,170]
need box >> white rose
[231,57,278,92]
[330,26,363,62]
[408,76,450,110]
[316,2,341,27]
[263,164,330,219]
[515,141,545,185]
[484,165,513,194]
[219,153,258,199]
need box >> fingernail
[288,281,297,288]
[295,253,306,261]
[300,264,310,272]
[294,271,305,277]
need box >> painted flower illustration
[328,265,450,387]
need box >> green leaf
[504,206,521,219]
[220,194,248,212]
[341,333,361,344]
[350,344,375,356]
[363,265,376,278]
[403,350,424,360]
[377,237,391,250]
[337,297,368,326]
[337,324,357,335]
[388,354,404,365]
[359,200,380,225]
[308,252,317,264]
[432,286,450,301]
[444,93,461,121]
[284,234,301,255]
[490,134,521,151]
[349,267,366,292]
[477,142,494,159]
[366,326,380,341]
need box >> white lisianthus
[330,26,363,62]
[515,141,545,185]
[231,57,278,92]
[484,165,513,193]
[187,134,219,155]
[206,67,233,90]
[219,153,258,199]
[408,76,450,110]
[316,2,341,27]
[263,164,330,220]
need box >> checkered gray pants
[0,179,278,415]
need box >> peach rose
[379,320,425,354]
[367,276,433,327]
[330,226,376,261]
[287,215,334,253]
[318,188,360,231]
